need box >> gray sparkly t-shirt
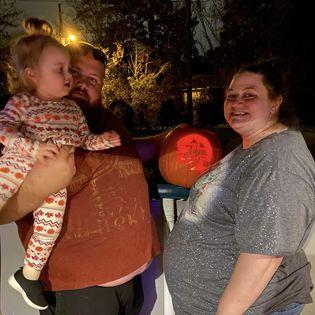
[164,129,315,315]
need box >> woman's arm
[0,146,75,224]
[216,253,283,315]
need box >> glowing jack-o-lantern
[159,125,223,188]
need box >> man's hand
[31,146,76,193]
[36,142,60,163]
[0,146,76,224]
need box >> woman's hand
[0,146,75,224]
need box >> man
[1,42,161,315]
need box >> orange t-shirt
[16,109,161,291]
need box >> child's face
[28,46,73,101]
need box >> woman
[164,61,315,314]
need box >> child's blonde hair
[8,17,67,94]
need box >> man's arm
[0,146,75,224]
[216,253,283,315]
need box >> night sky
[13,0,72,35]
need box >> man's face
[69,52,105,107]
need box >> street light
[68,34,76,42]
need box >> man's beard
[70,96,107,134]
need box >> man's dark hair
[66,42,107,66]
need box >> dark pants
[40,275,143,315]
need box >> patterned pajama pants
[0,151,66,272]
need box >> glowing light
[176,134,213,171]
[68,34,76,42]
[158,126,223,188]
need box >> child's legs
[0,154,34,210]
[24,189,67,280]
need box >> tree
[0,34,11,98]
[102,43,130,105]
[192,0,224,53]
[205,0,314,125]
[0,0,22,97]
[67,1,118,47]
[102,42,171,126]
[128,43,171,126]
[68,0,195,125]
[68,0,188,59]
[0,0,22,33]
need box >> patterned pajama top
[0,92,109,158]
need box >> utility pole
[184,0,193,125]
[58,3,63,40]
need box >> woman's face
[224,71,280,138]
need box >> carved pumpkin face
[159,126,223,188]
